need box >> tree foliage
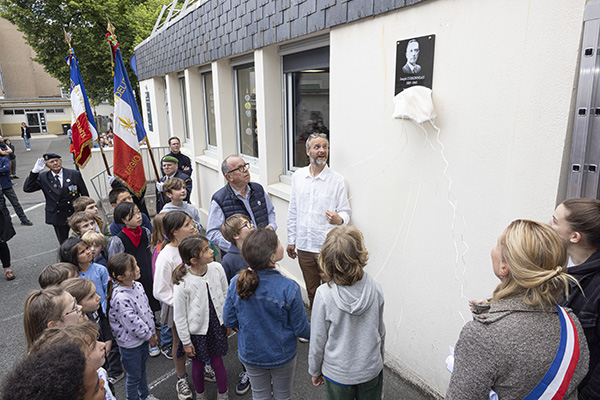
[0,0,170,104]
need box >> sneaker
[160,344,173,360]
[217,390,229,400]
[107,372,124,385]
[149,345,160,357]
[298,337,309,343]
[176,375,192,400]
[204,364,216,382]
[26,149,31,151]
[11,175,19,179]
[236,371,250,395]
[195,392,207,400]
[145,395,160,400]
[20,220,33,226]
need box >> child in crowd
[153,211,198,400]
[223,228,310,400]
[107,253,158,400]
[108,202,161,314]
[173,235,229,399]
[308,226,386,399]
[68,211,97,238]
[221,214,254,283]
[38,262,78,288]
[3,138,17,179]
[73,196,109,236]
[160,178,203,231]
[109,187,153,236]
[82,230,108,267]
[150,213,174,359]
[23,286,83,351]
[59,237,109,313]
[60,278,124,384]
[2,344,104,400]
[29,319,116,400]
[220,213,254,395]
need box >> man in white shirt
[287,133,351,308]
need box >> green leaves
[0,0,171,104]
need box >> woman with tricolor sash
[446,219,589,400]
[550,198,600,400]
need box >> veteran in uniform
[23,153,89,244]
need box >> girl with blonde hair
[447,219,589,399]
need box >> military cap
[43,153,62,161]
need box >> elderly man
[287,133,351,308]
[155,155,192,213]
[24,153,89,243]
[206,155,276,253]
[166,136,192,175]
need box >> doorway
[26,111,47,134]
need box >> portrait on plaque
[395,35,435,95]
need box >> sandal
[5,269,15,281]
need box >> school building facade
[134,0,586,395]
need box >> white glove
[156,181,164,192]
[107,175,116,185]
[32,158,46,173]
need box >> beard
[310,154,327,167]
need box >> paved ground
[0,135,436,399]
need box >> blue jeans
[22,136,30,150]
[160,323,172,347]
[120,341,150,400]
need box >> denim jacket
[223,268,310,368]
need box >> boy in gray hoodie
[308,225,386,399]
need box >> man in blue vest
[206,155,277,253]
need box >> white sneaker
[145,395,160,400]
[204,364,216,382]
[217,390,229,400]
[26,149,31,151]
[149,345,160,357]
[195,392,207,400]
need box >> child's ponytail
[172,263,188,285]
[238,229,279,300]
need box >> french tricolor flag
[109,43,147,197]
[66,52,98,168]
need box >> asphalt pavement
[0,135,436,399]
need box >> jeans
[324,370,383,400]
[243,356,297,400]
[119,341,150,400]
[160,323,172,347]
[22,136,30,150]
[1,188,27,222]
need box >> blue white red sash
[523,305,580,400]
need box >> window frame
[280,37,330,173]
[232,62,258,162]
[201,69,217,151]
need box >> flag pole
[143,137,166,204]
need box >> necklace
[188,266,207,277]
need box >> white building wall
[138,0,586,395]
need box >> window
[202,71,217,148]
[234,64,258,158]
[55,108,64,113]
[283,46,330,170]
[14,109,24,115]
[145,90,153,132]
[3,110,13,115]
[179,76,189,141]
[45,109,55,114]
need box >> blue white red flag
[523,305,581,400]
[65,52,98,168]
[110,43,147,196]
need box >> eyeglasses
[64,298,79,317]
[228,163,249,174]
[240,221,254,230]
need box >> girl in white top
[173,235,229,399]
[152,211,197,399]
